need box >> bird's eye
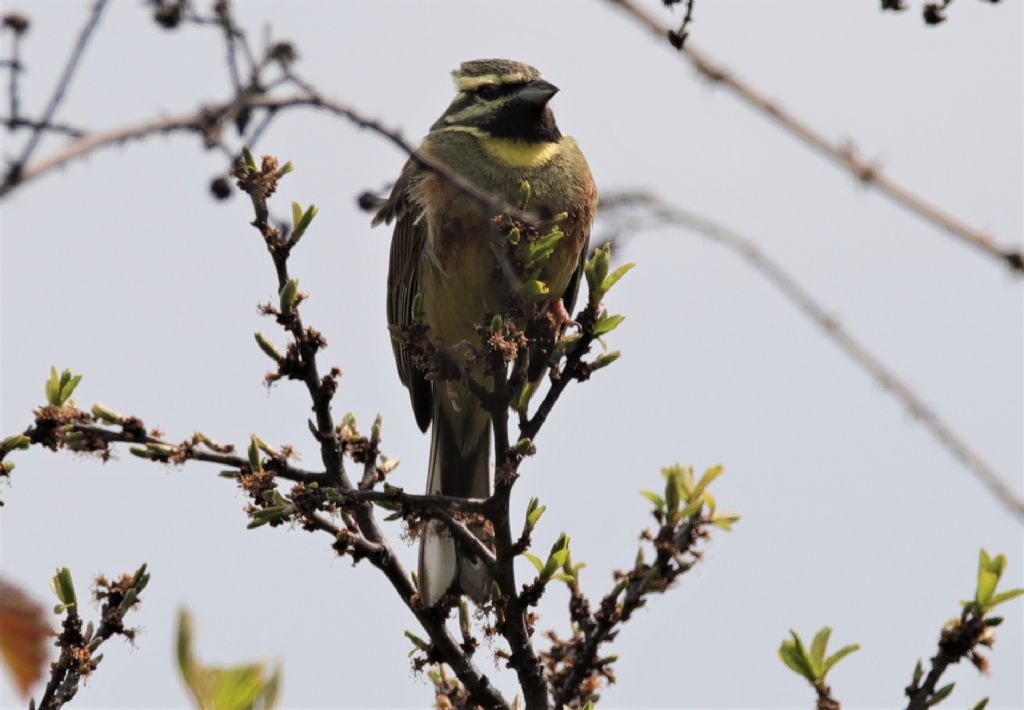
[476,84,500,100]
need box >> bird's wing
[381,161,432,432]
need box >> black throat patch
[482,104,562,143]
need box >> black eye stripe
[474,82,524,100]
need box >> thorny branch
[606,0,1023,274]
[597,191,1024,521]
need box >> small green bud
[50,567,77,609]
[131,563,150,589]
[1,461,15,474]
[279,279,299,313]
[490,314,503,335]
[591,351,621,370]
[90,404,124,425]
[275,161,294,178]
[508,227,521,245]
[118,587,139,613]
[513,380,536,413]
[517,180,532,209]
[252,436,278,458]
[248,436,263,472]
[525,497,546,530]
[411,292,424,320]
[242,147,257,170]
[254,332,282,361]
[522,279,550,302]
[291,203,318,244]
[514,438,535,456]
[2,434,31,451]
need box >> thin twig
[605,0,1023,274]
[0,89,536,226]
[0,117,85,137]
[5,24,21,129]
[3,0,108,186]
[600,190,1024,521]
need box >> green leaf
[778,631,815,682]
[928,682,954,706]
[986,588,1024,608]
[292,204,318,242]
[45,367,60,405]
[290,201,302,230]
[970,698,990,710]
[592,312,625,337]
[584,245,611,299]
[600,262,635,294]
[404,630,430,651]
[177,607,280,710]
[523,553,544,574]
[821,643,860,677]
[809,627,831,676]
[690,465,724,501]
[639,490,665,511]
[709,512,741,531]
[664,473,680,520]
[525,498,546,530]
[542,549,569,580]
[49,567,77,610]
[976,570,999,606]
[679,495,705,519]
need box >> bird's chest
[414,175,584,343]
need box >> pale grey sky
[1,1,1021,708]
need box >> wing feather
[381,161,432,432]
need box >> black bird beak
[517,78,559,106]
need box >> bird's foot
[549,297,578,329]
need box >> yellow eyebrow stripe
[454,72,529,91]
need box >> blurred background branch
[597,191,1024,520]
[605,0,1023,274]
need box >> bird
[374,59,597,606]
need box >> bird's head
[432,59,562,143]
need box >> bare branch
[600,190,1024,521]
[3,0,108,187]
[605,0,1023,274]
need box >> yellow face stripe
[435,126,564,168]
[453,72,529,91]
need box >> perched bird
[375,59,597,606]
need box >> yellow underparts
[437,126,563,168]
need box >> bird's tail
[418,385,493,606]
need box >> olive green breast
[410,130,597,347]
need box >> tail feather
[418,384,492,606]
